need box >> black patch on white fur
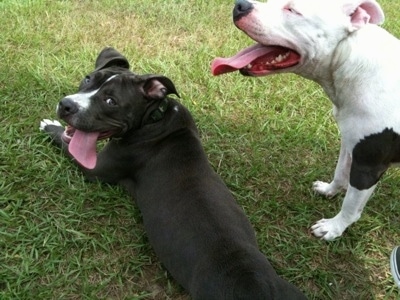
[350,128,400,190]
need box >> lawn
[1,0,400,299]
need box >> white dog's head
[211,0,384,78]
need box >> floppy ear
[143,76,180,100]
[345,0,384,31]
[94,47,130,71]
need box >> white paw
[311,217,345,241]
[313,181,340,198]
[39,119,62,131]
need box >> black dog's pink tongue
[211,44,271,76]
[68,130,100,169]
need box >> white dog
[212,0,400,240]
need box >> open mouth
[61,125,114,143]
[61,125,116,169]
[211,44,300,76]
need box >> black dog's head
[57,47,179,168]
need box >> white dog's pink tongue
[211,44,272,75]
[68,130,100,169]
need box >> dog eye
[84,76,90,84]
[105,98,117,106]
[284,6,301,15]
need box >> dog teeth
[247,51,291,69]
[277,51,290,62]
[269,51,290,64]
[275,55,283,63]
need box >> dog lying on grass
[40,47,306,299]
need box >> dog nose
[233,0,253,21]
[58,97,78,117]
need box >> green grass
[1,0,400,299]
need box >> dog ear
[94,47,130,71]
[345,0,384,31]
[143,76,180,100]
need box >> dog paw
[312,181,339,198]
[40,119,63,131]
[311,217,345,241]
[39,119,66,146]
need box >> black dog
[40,47,306,299]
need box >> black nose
[58,97,79,118]
[233,0,254,21]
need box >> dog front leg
[313,140,351,197]
[40,119,69,152]
[40,120,122,184]
[311,184,375,240]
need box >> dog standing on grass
[212,0,400,241]
[40,47,306,299]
